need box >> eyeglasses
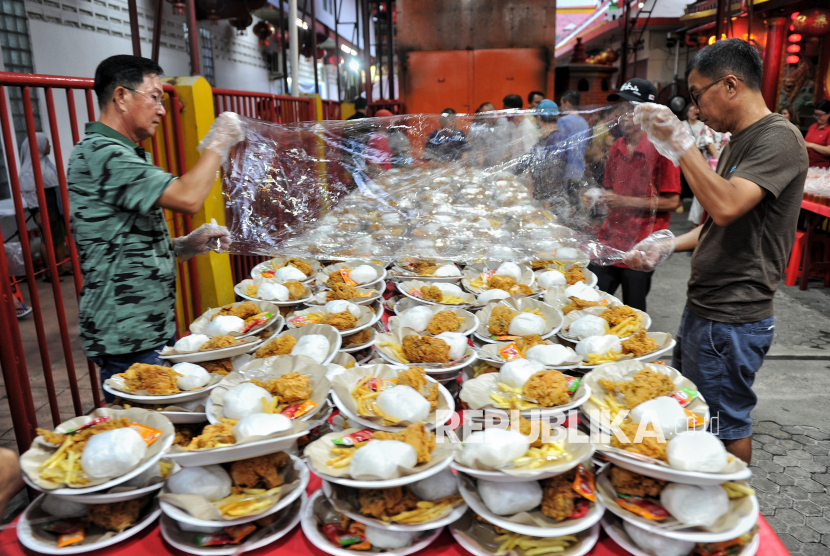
[816,112,829,119]
[690,76,743,106]
[124,87,165,107]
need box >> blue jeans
[91,336,176,403]
[673,307,774,440]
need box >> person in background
[347,97,368,120]
[468,102,506,167]
[522,99,566,209]
[0,447,21,516]
[588,78,681,312]
[527,91,545,109]
[780,105,800,127]
[683,104,708,154]
[386,118,412,168]
[424,108,467,163]
[68,55,244,401]
[584,109,616,185]
[18,133,70,280]
[365,109,394,174]
[556,90,590,205]
[501,94,539,158]
[804,99,830,168]
[625,39,808,463]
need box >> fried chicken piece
[254,334,297,359]
[420,285,443,303]
[278,306,294,318]
[229,452,289,490]
[531,260,558,271]
[603,368,675,409]
[609,466,666,497]
[621,330,659,358]
[397,366,439,409]
[374,422,436,464]
[327,282,360,301]
[358,487,421,519]
[514,415,553,448]
[200,335,239,351]
[214,302,260,320]
[610,422,668,461]
[599,306,639,327]
[322,310,358,331]
[563,266,586,286]
[488,306,518,336]
[343,328,372,347]
[541,469,579,522]
[274,371,312,403]
[418,265,442,276]
[327,269,345,287]
[87,496,151,532]
[402,334,451,363]
[487,275,518,292]
[522,370,571,407]
[406,259,437,274]
[514,334,546,354]
[426,311,461,335]
[561,297,604,315]
[284,258,312,276]
[37,428,68,446]
[123,363,180,395]
[199,358,233,375]
[284,281,306,300]
[508,284,534,296]
[187,422,236,450]
[173,423,203,447]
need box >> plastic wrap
[633,103,696,167]
[222,104,668,264]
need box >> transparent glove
[173,218,231,262]
[198,112,245,164]
[622,229,676,271]
[633,103,695,167]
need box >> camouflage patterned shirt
[68,122,177,357]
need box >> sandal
[16,306,33,318]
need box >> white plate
[470,384,592,422]
[600,515,760,556]
[103,380,221,405]
[205,394,329,425]
[339,329,378,353]
[601,449,752,486]
[306,281,386,307]
[251,259,318,283]
[559,311,653,343]
[577,340,677,370]
[321,480,467,532]
[317,262,388,291]
[17,494,161,555]
[160,455,308,528]
[23,434,174,496]
[450,445,595,483]
[457,471,605,537]
[56,462,179,503]
[301,491,443,556]
[160,410,209,424]
[160,493,304,555]
[330,381,455,433]
[165,428,308,466]
[397,282,475,308]
[234,281,315,305]
[388,309,480,338]
[286,302,382,337]
[312,452,455,489]
[450,519,600,556]
[373,344,479,375]
[161,338,263,363]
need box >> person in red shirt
[365,109,394,172]
[804,99,830,168]
[588,79,681,311]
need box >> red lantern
[165,0,185,15]
[786,55,800,64]
[787,44,801,53]
[793,9,830,37]
[788,34,802,42]
[229,13,252,35]
[252,21,275,46]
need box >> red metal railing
[368,100,405,116]
[321,100,342,121]
[0,72,194,454]
[211,89,320,283]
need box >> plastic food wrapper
[221,104,667,265]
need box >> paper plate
[321,480,467,532]
[301,490,443,556]
[372,336,479,375]
[286,301,382,337]
[390,259,464,283]
[393,296,425,315]
[103,379,222,405]
[576,338,676,370]
[450,442,595,483]
[160,493,304,555]
[339,328,378,353]
[388,305,480,338]
[600,515,759,556]
[204,393,330,426]
[164,428,309,466]
[450,517,600,556]
[456,472,605,538]
[312,452,455,489]
[316,261,388,291]
[330,381,455,433]
[397,280,477,308]
[17,494,161,555]
[160,410,209,424]
[161,337,262,363]
[55,461,179,504]
[234,279,315,305]
[600,447,751,486]
[251,257,320,283]
[475,340,582,370]
[473,298,564,344]
[533,266,599,290]
[160,456,308,528]
[558,309,652,343]
[306,281,386,307]
[246,324,343,365]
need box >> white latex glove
[173,219,231,262]
[633,103,695,167]
[623,229,676,271]
[198,112,245,163]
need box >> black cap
[607,78,658,103]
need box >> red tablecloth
[0,474,791,556]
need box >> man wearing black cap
[587,78,681,311]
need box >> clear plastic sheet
[222,104,666,264]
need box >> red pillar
[760,16,788,112]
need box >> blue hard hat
[536,99,560,115]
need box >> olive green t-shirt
[68,122,177,357]
[687,114,808,323]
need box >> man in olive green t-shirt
[621,39,808,464]
[68,55,245,400]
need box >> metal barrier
[368,100,405,116]
[211,89,319,283]
[0,72,193,454]
[321,100,342,121]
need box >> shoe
[16,305,33,318]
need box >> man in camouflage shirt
[68,55,244,400]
